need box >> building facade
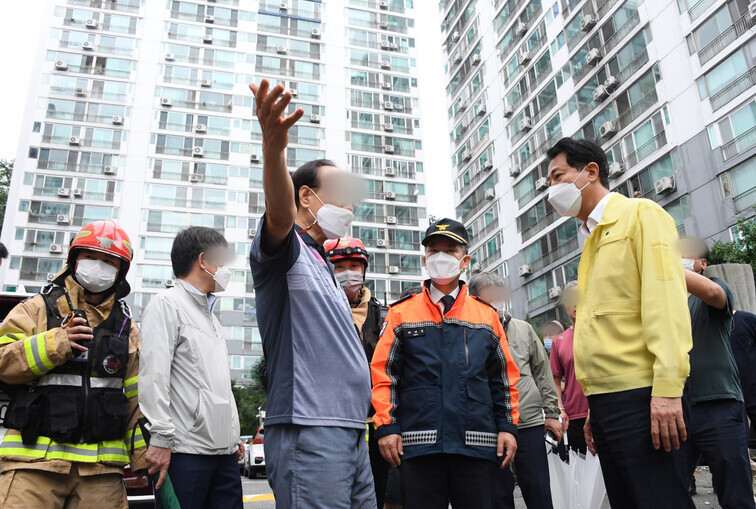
[0,0,428,381]
[441,0,756,326]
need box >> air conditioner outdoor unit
[453,54,462,65]
[193,147,204,157]
[73,189,83,198]
[459,100,469,112]
[310,114,321,124]
[383,101,394,110]
[535,177,549,191]
[509,165,521,177]
[604,75,620,92]
[586,48,602,66]
[461,150,472,162]
[56,214,71,224]
[471,262,481,272]
[515,21,527,37]
[69,136,80,146]
[49,244,63,254]
[608,161,624,179]
[195,124,207,133]
[251,154,260,163]
[477,105,487,116]
[190,174,204,183]
[379,1,389,9]
[277,46,288,55]
[202,35,213,44]
[58,188,70,197]
[380,21,389,29]
[592,85,609,102]
[519,264,532,276]
[161,98,172,107]
[204,15,215,23]
[599,121,617,138]
[580,14,598,32]
[280,3,289,11]
[376,239,388,248]
[380,40,390,50]
[248,228,257,238]
[381,82,392,90]
[654,176,676,195]
[200,79,211,87]
[387,216,398,224]
[75,88,87,96]
[47,273,56,282]
[389,266,400,274]
[384,167,396,177]
[85,19,98,29]
[380,61,391,70]
[750,0,756,17]
[55,61,68,71]
[385,191,396,200]
[290,89,298,97]
[394,103,404,111]
[519,117,533,131]
[503,105,514,118]
[165,53,175,61]
[483,161,494,171]
[82,41,93,51]
[165,279,176,288]
[549,286,563,299]
[103,166,116,175]
[471,54,481,65]
[384,145,395,154]
[384,123,394,132]
[390,43,399,51]
[451,31,460,43]
[485,188,495,200]
[519,48,531,65]
[112,115,123,125]
[311,28,321,39]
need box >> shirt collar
[580,192,615,237]
[180,279,216,311]
[428,282,460,305]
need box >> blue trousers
[166,453,242,509]
[495,425,554,509]
[265,424,376,509]
[588,387,694,509]
[686,398,755,509]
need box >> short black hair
[680,236,710,262]
[0,243,8,259]
[546,137,610,188]
[291,159,337,208]
[171,226,228,278]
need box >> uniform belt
[36,374,124,389]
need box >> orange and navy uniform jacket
[371,281,520,464]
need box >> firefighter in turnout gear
[0,220,146,508]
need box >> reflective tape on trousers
[36,374,124,389]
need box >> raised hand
[249,80,304,156]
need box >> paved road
[242,467,724,508]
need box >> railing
[567,14,592,51]
[616,89,658,131]
[530,95,558,126]
[521,208,559,242]
[257,45,320,60]
[710,67,756,111]
[47,86,128,102]
[528,293,550,311]
[596,0,622,17]
[688,0,717,21]
[461,194,496,223]
[41,135,121,150]
[56,64,131,79]
[158,122,231,136]
[734,187,756,212]
[604,11,640,54]
[623,130,667,169]
[699,13,754,65]
[38,161,117,174]
[529,237,580,272]
[496,0,528,36]
[257,23,321,39]
[169,10,238,27]
[68,0,142,13]
[518,187,537,207]
[153,171,228,185]
[59,41,134,56]
[722,125,756,161]
[520,130,563,170]
[46,111,126,125]
[164,99,233,113]
[167,32,237,49]
[572,54,600,84]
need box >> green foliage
[231,357,267,435]
[0,159,12,235]
[709,217,756,276]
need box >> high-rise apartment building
[0,0,428,381]
[442,0,755,326]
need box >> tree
[709,217,756,276]
[0,159,12,235]
[231,357,268,435]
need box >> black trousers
[400,453,496,509]
[686,399,755,508]
[495,425,553,509]
[165,453,243,509]
[588,387,695,509]
[567,417,588,456]
[368,423,390,508]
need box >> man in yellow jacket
[0,220,146,508]
[546,138,694,508]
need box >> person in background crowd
[140,226,244,509]
[324,236,389,508]
[0,220,145,508]
[0,242,8,268]
[469,272,561,509]
[248,80,374,508]
[371,218,520,509]
[731,309,756,427]
[540,321,565,355]
[678,236,755,507]
[550,282,590,455]
[546,137,694,508]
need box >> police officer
[0,220,146,508]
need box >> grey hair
[468,272,507,297]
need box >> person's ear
[300,186,314,209]
[700,259,708,271]
[460,254,471,270]
[584,162,600,184]
[198,252,209,272]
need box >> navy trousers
[588,387,695,509]
[165,453,243,509]
[686,398,755,509]
[495,425,554,509]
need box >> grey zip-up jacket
[505,318,561,429]
[139,279,240,454]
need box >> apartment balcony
[257,22,320,39]
[19,270,59,282]
[710,67,756,111]
[149,197,226,210]
[258,45,321,60]
[349,78,410,93]
[353,165,417,180]
[48,86,129,102]
[46,111,127,126]
[33,187,115,202]
[578,49,650,121]
[154,146,230,160]
[167,32,237,49]
[622,130,667,169]
[153,170,229,185]
[37,161,117,175]
[23,242,69,255]
[163,99,233,113]
[734,187,756,213]
[256,65,320,80]
[520,208,559,243]
[496,0,528,36]
[170,10,238,27]
[519,130,562,172]
[699,13,755,65]
[68,0,142,13]
[603,11,640,54]
[461,195,496,223]
[59,41,134,57]
[54,64,131,79]
[615,88,658,131]
[351,119,413,135]
[528,293,550,311]
[596,0,623,17]
[364,190,419,203]
[722,126,756,161]
[527,237,580,273]
[458,166,495,198]
[62,19,138,34]
[567,13,594,51]
[688,0,717,21]
[41,135,121,150]
[158,121,231,137]
[470,220,501,244]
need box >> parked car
[244,426,266,478]
[123,466,155,508]
[238,435,253,473]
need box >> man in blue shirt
[248,80,374,508]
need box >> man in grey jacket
[140,227,244,509]
[469,273,562,509]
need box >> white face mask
[425,252,463,285]
[309,191,355,240]
[75,258,118,293]
[335,270,364,300]
[682,258,701,273]
[205,265,231,293]
[548,167,590,217]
